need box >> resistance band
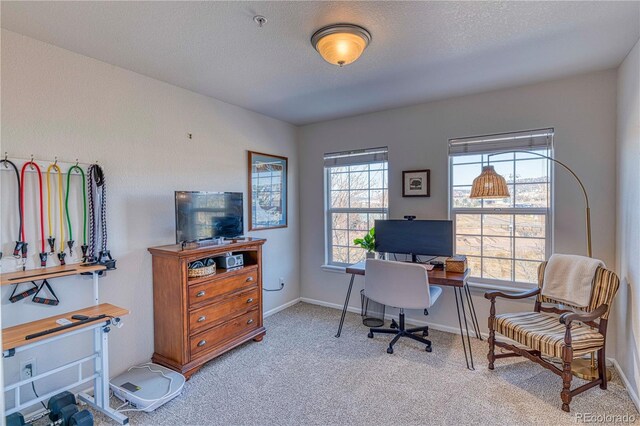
[65,164,87,258]
[46,163,66,265]
[20,160,47,269]
[2,158,38,302]
[88,164,115,268]
[1,159,23,258]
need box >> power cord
[31,381,47,409]
[263,282,284,292]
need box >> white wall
[0,29,300,404]
[299,70,618,338]
[613,38,640,406]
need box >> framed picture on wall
[248,151,288,230]
[402,169,430,197]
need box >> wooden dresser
[148,238,266,378]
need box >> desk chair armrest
[559,304,608,326]
[484,288,540,301]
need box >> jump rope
[88,164,113,267]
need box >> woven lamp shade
[470,166,510,199]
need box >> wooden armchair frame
[484,263,619,412]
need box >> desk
[336,261,482,370]
[1,264,129,424]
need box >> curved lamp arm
[487,150,592,257]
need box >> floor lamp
[469,150,607,380]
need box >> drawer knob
[247,319,254,324]
[197,340,206,347]
[246,276,254,282]
[196,291,206,297]
[247,298,254,303]
[197,316,206,323]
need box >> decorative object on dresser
[148,238,266,379]
[402,169,430,197]
[213,253,244,270]
[248,151,288,230]
[187,258,216,278]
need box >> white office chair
[364,259,442,354]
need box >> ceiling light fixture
[311,24,371,67]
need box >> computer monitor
[374,219,453,262]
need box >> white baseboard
[610,357,640,412]
[263,297,301,318]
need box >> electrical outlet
[20,358,36,380]
[279,277,285,287]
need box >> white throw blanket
[541,254,605,308]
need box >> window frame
[323,156,389,268]
[448,133,554,289]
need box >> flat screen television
[375,219,453,261]
[175,191,243,243]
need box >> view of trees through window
[450,149,551,284]
[326,162,388,265]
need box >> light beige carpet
[93,302,637,425]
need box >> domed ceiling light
[311,24,371,67]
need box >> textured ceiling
[2,1,639,125]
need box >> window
[324,147,389,267]
[448,129,553,286]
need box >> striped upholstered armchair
[485,262,620,412]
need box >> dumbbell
[5,400,93,426]
[58,405,80,426]
[5,412,30,426]
[54,405,94,426]
[48,391,76,423]
[69,410,94,426]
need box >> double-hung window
[448,129,553,287]
[324,147,389,267]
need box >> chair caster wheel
[422,330,429,337]
[425,346,432,352]
[387,347,394,354]
[390,320,398,329]
[367,332,374,338]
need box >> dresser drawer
[189,287,259,334]
[190,309,259,357]
[188,269,257,307]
